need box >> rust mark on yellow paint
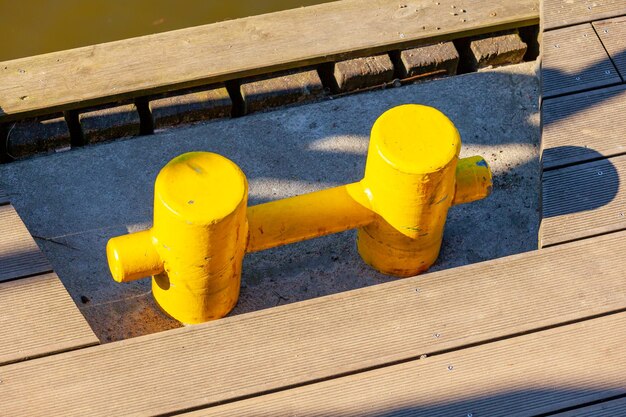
[106,104,492,324]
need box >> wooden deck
[540,3,626,248]
[0,189,98,367]
[0,0,538,122]
[1,1,626,415]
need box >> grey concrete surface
[0,61,540,342]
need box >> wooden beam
[189,313,626,416]
[542,84,626,170]
[550,396,626,416]
[541,154,626,247]
[0,0,539,122]
[1,231,626,416]
[542,0,626,31]
[0,204,51,282]
[0,273,98,365]
[593,17,626,80]
[541,23,620,99]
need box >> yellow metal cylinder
[151,152,248,324]
[107,230,163,283]
[246,182,374,253]
[357,104,461,276]
[453,156,492,205]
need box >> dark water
[0,0,335,61]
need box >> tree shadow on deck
[238,389,626,417]
[542,146,620,217]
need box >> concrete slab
[0,61,540,342]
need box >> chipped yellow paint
[359,105,465,276]
[106,105,492,323]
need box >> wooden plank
[0,0,539,122]
[0,204,51,281]
[190,313,626,416]
[541,154,626,247]
[542,84,626,170]
[0,273,98,365]
[1,231,626,416]
[594,17,626,80]
[542,24,620,98]
[542,0,626,31]
[551,396,626,416]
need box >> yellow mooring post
[106,104,492,324]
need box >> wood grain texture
[542,0,626,31]
[541,154,626,247]
[0,0,539,122]
[594,17,626,80]
[0,273,98,365]
[551,396,626,416]
[542,84,626,170]
[0,204,51,281]
[190,313,626,416]
[542,24,620,98]
[1,231,626,416]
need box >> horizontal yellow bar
[246,182,374,253]
[107,230,163,283]
[246,156,491,253]
[453,155,493,206]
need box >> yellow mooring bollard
[106,104,492,324]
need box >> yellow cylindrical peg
[356,104,461,276]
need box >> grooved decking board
[542,24,620,98]
[542,84,626,170]
[0,204,51,281]
[552,396,626,416]
[0,273,99,365]
[190,313,626,416]
[541,154,626,247]
[0,0,539,122]
[2,232,626,416]
[594,17,626,79]
[542,0,626,31]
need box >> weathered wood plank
[1,231,626,416]
[190,313,626,416]
[552,396,626,416]
[594,17,626,80]
[541,154,626,247]
[542,0,626,31]
[0,273,98,365]
[0,204,51,281]
[542,84,626,170]
[542,24,620,98]
[0,0,539,122]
